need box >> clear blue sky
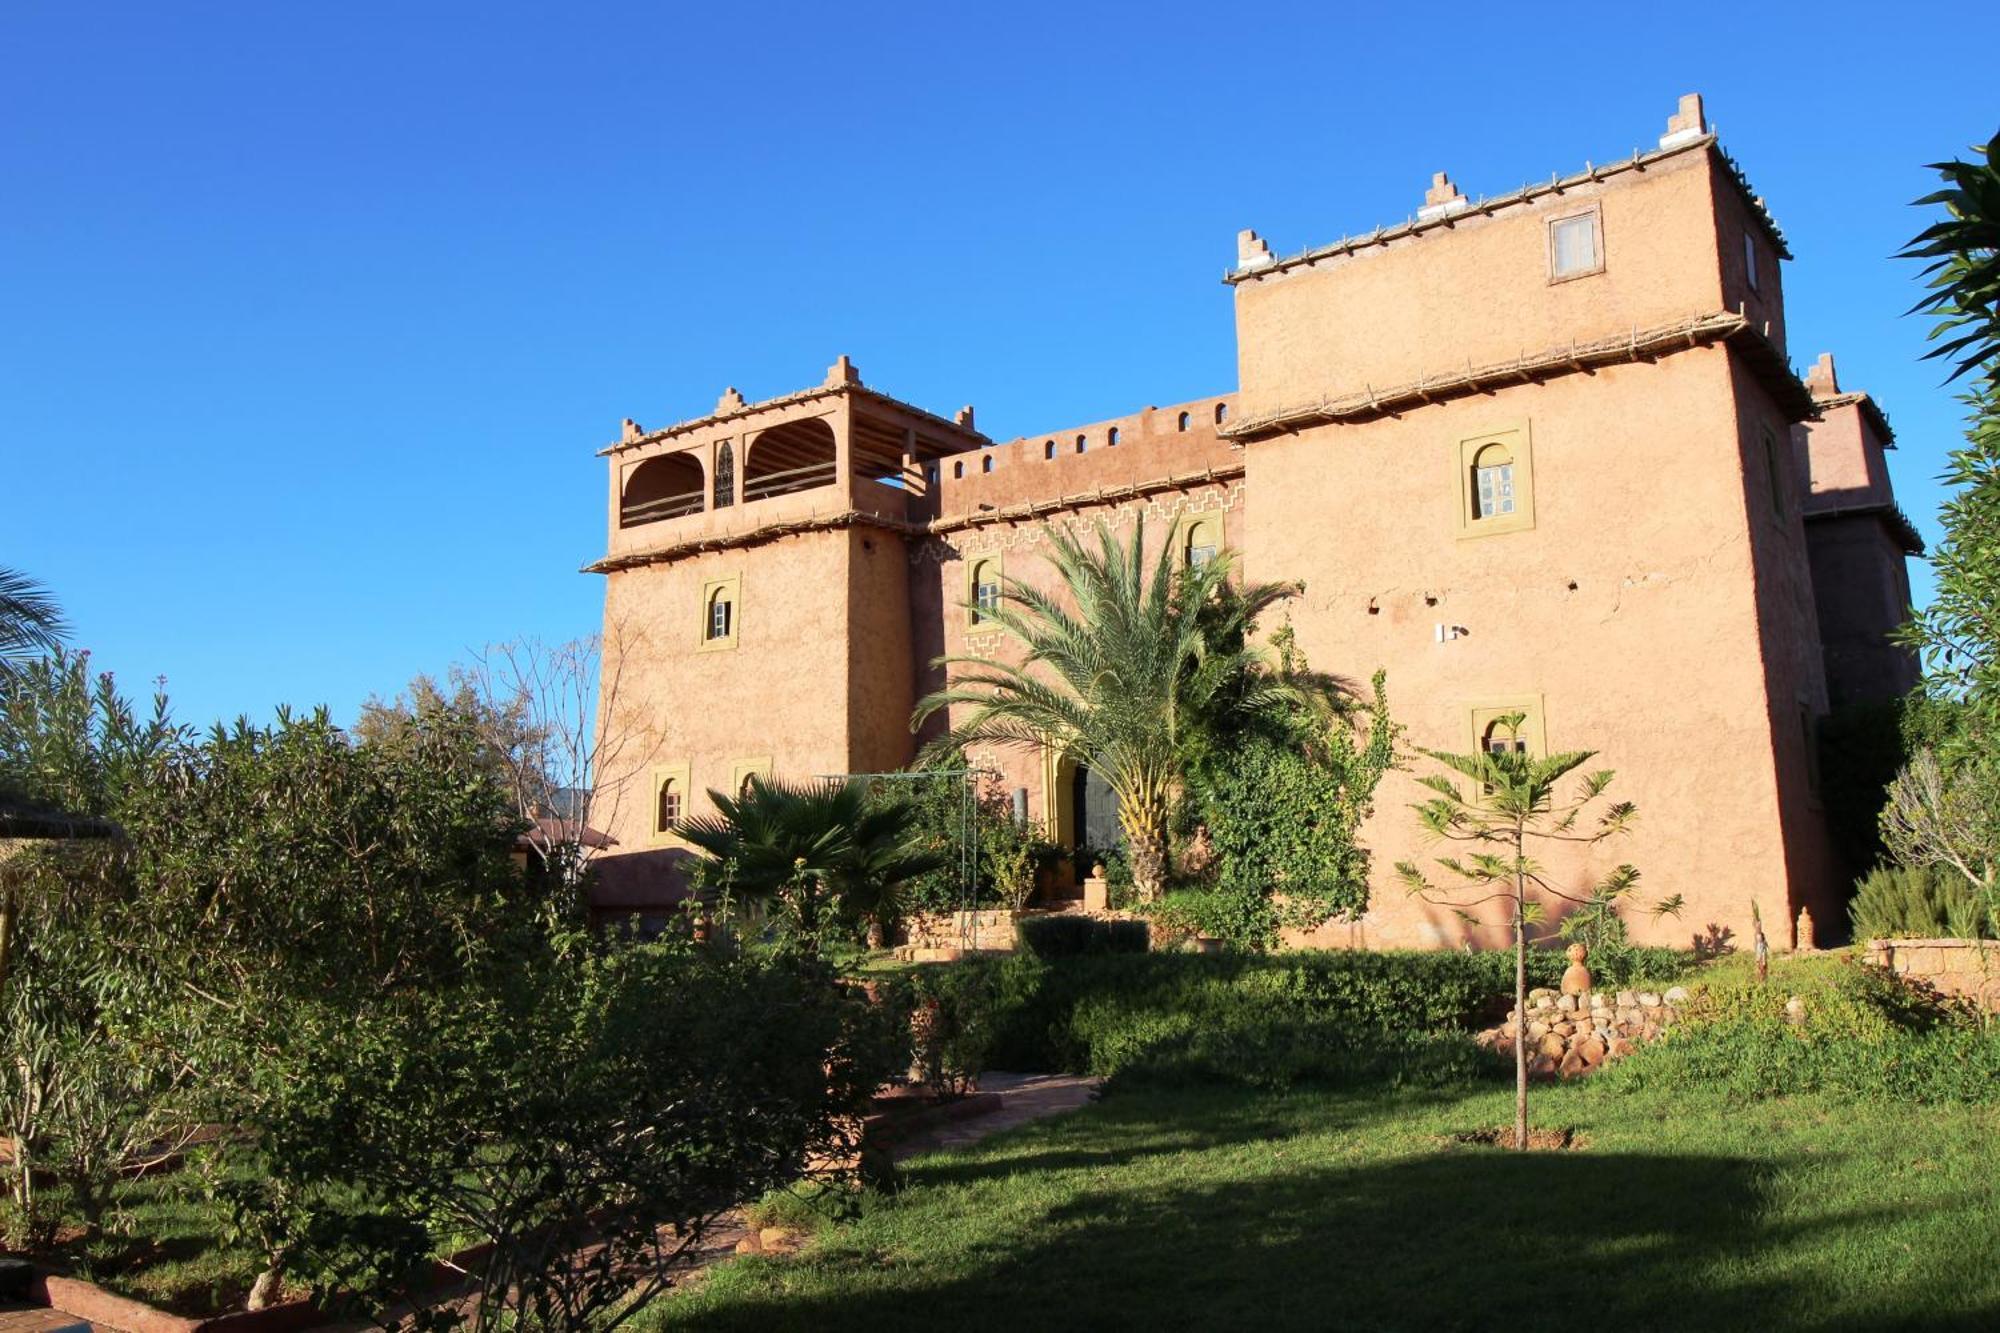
[4,2,1991,730]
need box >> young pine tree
[1395,715,1679,1150]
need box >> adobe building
[585,95,1921,948]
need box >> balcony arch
[621,451,706,528]
[744,418,838,502]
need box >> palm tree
[0,568,66,683]
[911,517,1313,903]
[677,776,940,950]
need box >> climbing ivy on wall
[1175,669,1397,950]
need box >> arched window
[1482,718,1527,757]
[706,584,734,643]
[1183,516,1221,569]
[739,771,759,799]
[1214,402,1229,425]
[953,460,965,479]
[1044,440,1056,460]
[655,778,682,832]
[713,441,735,508]
[1107,427,1120,447]
[970,558,1001,625]
[1177,411,1191,432]
[744,417,837,501]
[1471,443,1516,520]
[926,462,941,485]
[1075,434,1086,454]
[982,454,994,474]
[620,452,706,527]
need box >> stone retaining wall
[1477,985,1691,1078]
[1864,938,2000,1010]
[903,909,1020,953]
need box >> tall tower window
[713,441,735,508]
[970,558,1001,625]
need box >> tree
[453,629,651,910]
[912,518,1314,902]
[0,651,189,1245]
[1884,130,2000,929]
[1394,716,1677,1151]
[121,704,543,1300]
[676,777,942,951]
[0,568,65,684]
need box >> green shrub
[1015,914,1150,959]
[1850,864,1994,940]
[1597,955,1999,1104]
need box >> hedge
[970,945,1688,1088]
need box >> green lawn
[654,1079,2000,1332]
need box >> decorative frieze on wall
[912,480,1246,568]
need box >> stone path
[887,1071,1102,1161]
[0,1305,106,1333]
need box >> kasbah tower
[585,94,1921,951]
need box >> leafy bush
[1850,863,1995,940]
[970,946,1688,1087]
[1015,914,1150,959]
[259,942,901,1332]
[1597,955,1999,1104]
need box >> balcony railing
[619,489,705,528]
[743,459,838,503]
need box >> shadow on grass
[898,1083,1443,1191]
[670,1139,1997,1333]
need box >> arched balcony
[744,418,838,502]
[620,452,706,528]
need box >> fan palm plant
[911,517,1314,903]
[676,777,940,950]
[0,568,66,684]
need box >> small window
[1468,701,1545,793]
[1183,516,1221,569]
[1455,425,1534,538]
[655,778,681,833]
[1177,412,1191,432]
[706,587,733,641]
[970,558,1001,625]
[982,454,994,474]
[713,441,735,508]
[1482,720,1527,757]
[1471,444,1516,520]
[1744,231,1759,292]
[1075,434,1086,454]
[1044,441,1056,460]
[1214,402,1229,425]
[739,771,758,798]
[1107,427,1120,447]
[925,462,940,485]
[953,460,965,479]
[1549,211,1601,280]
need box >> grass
[23,1173,269,1316]
[651,1078,2000,1332]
